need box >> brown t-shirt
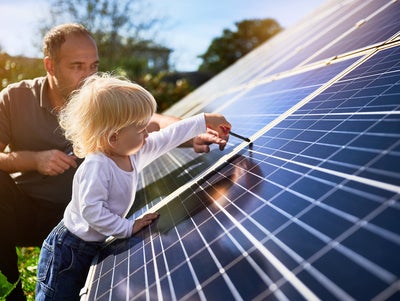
[0,77,81,203]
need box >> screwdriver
[229,131,251,142]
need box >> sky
[0,0,326,71]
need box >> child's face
[112,122,149,156]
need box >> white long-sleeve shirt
[63,113,206,242]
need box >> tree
[198,18,282,75]
[39,0,167,76]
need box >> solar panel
[81,0,400,300]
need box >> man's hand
[192,127,229,153]
[35,150,78,176]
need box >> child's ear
[108,132,118,145]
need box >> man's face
[52,34,99,101]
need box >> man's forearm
[147,113,195,148]
[147,113,181,132]
[0,151,38,173]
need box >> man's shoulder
[1,77,47,107]
[5,76,46,92]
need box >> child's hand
[192,128,228,153]
[204,113,231,150]
[132,212,160,235]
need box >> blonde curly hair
[59,73,157,158]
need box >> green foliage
[17,247,40,301]
[97,69,195,112]
[0,247,40,301]
[0,53,45,90]
[0,271,18,301]
[138,72,193,112]
[100,54,149,79]
[198,18,283,75]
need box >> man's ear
[44,56,55,75]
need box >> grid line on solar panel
[259,113,400,178]
[221,60,371,152]
[161,207,244,301]
[241,45,399,176]
[253,0,391,79]
[203,56,365,119]
[147,178,322,300]
[301,0,400,66]
[232,160,398,299]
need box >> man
[0,23,228,300]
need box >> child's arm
[136,113,232,171]
[147,113,231,153]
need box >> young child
[35,73,231,300]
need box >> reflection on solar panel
[81,0,400,300]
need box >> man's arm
[147,113,180,132]
[0,142,77,176]
[0,142,37,173]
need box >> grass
[17,247,40,301]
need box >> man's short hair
[43,23,94,61]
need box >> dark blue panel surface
[264,0,394,76]
[309,1,400,63]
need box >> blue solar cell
[349,227,400,273]
[323,188,379,218]
[265,0,391,75]
[202,276,237,300]
[226,255,269,299]
[312,248,388,300]
[310,1,400,64]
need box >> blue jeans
[35,221,104,301]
